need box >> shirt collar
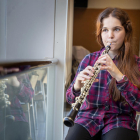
[99,47,105,56]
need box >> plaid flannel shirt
[66,47,140,137]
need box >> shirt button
[105,101,108,105]
[105,105,109,111]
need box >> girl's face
[101,15,126,55]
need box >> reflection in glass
[0,67,48,140]
[0,73,34,140]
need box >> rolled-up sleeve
[116,79,140,112]
[116,56,140,112]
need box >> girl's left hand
[96,54,123,81]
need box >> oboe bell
[63,44,111,127]
[63,102,81,127]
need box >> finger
[97,57,111,66]
[100,66,107,70]
[98,55,108,61]
[100,65,111,70]
[84,69,94,76]
[85,66,94,72]
[6,68,19,73]
[77,76,87,82]
[94,79,99,82]
[80,69,94,77]
[78,73,91,80]
[98,54,107,59]
[98,55,105,59]
[97,60,106,65]
[98,54,111,61]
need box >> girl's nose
[108,30,114,39]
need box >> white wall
[6,0,55,60]
[88,0,140,9]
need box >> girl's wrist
[116,73,124,82]
[74,81,81,91]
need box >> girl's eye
[114,28,120,31]
[102,29,108,32]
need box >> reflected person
[0,67,34,140]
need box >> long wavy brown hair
[96,7,140,101]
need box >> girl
[65,7,140,140]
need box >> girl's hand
[96,54,123,81]
[74,66,99,91]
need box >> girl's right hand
[74,66,99,91]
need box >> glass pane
[0,67,50,140]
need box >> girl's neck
[108,50,118,59]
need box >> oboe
[63,44,111,127]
